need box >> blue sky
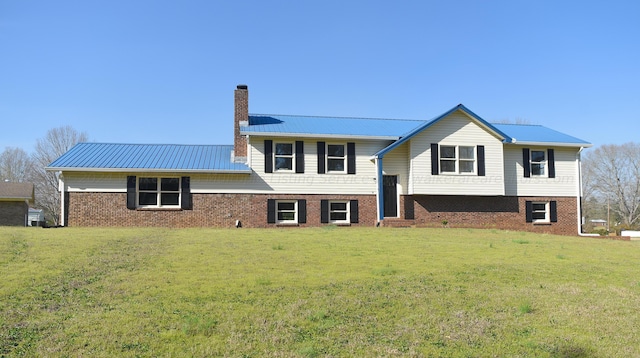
[1,1,638,153]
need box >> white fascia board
[240,131,399,141]
[46,167,252,174]
[505,141,592,148]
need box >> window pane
[531,151,545,162]
[161,178,180,191]
[532,203,547,211]
[327,159,345,171]
[275,143,293,155]
[278,212,295,221]
[459,161,474,173]
[459,146,474,159]
[161,193,180,206]
[440,160,455,173]
[275,157,293,170]
[532,212,547,220]
[531,163,545,176]
[330,202,347,211]
[330,212,348,221]
[327,144,344,157]
[277,202,295,211]
[440,146,455,159]
[138,178,157,191]
[139,192,157,205]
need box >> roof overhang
[506,141,593,148]
[45,167,252,174]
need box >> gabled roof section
[0,182,34,202]
[375,104,512,158]
[46,143,251,173]
[241,114,425,140]
[493,123,592,147]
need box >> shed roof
[493,123,591,147]
[46,143,251,173]
[0,182,34,202]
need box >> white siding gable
[409,110,505,195]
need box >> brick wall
[406,195,577,235]
[66,192,578,235]
[67,192,377,228]
[0,201,28,226]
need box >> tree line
[1,126,87,225]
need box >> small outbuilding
[0,182,35,226]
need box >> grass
[1,227,640,357]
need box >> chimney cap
[236,84,248,90]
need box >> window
[439,145,475,174]
[327,144,345,172]
[531,202,549,222]
[329,201,349,223]
[530,150,546,176]
[274,143,293,171]
[276,200,297,223]
[138,177,181,207]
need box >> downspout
[576,147,598,237]
[376,156,384,224]
[58,172,65,227]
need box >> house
[0,182,34,226]
[28,208,46,227]
[47,85,592,235]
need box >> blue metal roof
[242,114,425,139]
[493,123,591,146]
[47,143,251,173]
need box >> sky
[1,0,638,153]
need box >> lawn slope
[1,227,639,357]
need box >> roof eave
[46,167,252,174]
[506,141,593,148]
[241,131,399,141]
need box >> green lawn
[1,227,639,357]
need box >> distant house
[0,182,34,226]
[47,85,592,235]
[28,208,46,227]
[590,219,607,227]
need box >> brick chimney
[234,84,248,162]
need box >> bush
[591,227,609,236]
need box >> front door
[383,175,398,218]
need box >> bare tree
[31,126,88,225]
[0,147,33,182]
[583,143,640,228]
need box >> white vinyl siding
[409,110,505,195]
[381,142,409,195]
[504,146,579,196]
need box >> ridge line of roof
[249,113,427,122]
[75,142,234,147]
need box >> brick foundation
[404,195,577,236]
[0,201,28,226]
[66,192,578,235]
[66,192,377,228]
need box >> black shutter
[295,141,304,174]
[317,142,326,174]
[523,148,531,178]
[477,145,485,176]
[525,201,533,223]
[320,199,329,223]
[350,200,359,223]
[298,199,306,224]
[126,176,136,210]
[550,201,558,222]
[267,199,276,224]
[347,142,356,174]
[547,149,555,178]
[181,176,192,210]
[431,143,439,175]
[264,140,273,173]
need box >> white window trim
[329,200,350,224]
[274,142,295,172]
[530,150,546,177]
[326,143,347,174]
[439,145,476,175]
[276,200,298,224]
[137,177,181,208]
[532,202,550,223]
